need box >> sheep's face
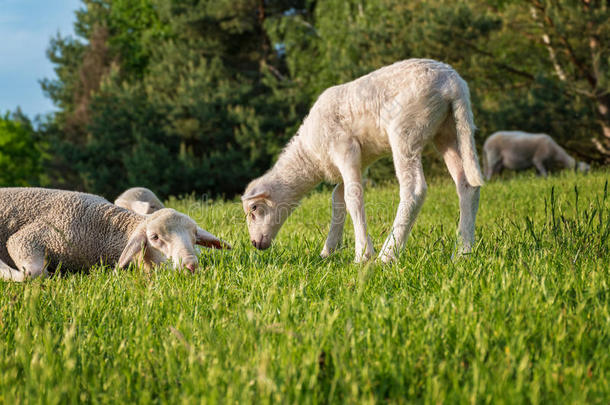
[118,208,230,272]
[242,184,294,250]
[577,161,590,173]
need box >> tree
[39,0,608,198]
[266,0,609,164]
[0,113,42,186]
[525,0,610,160]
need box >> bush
[0,113,41,186]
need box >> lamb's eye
[248,205,258,220]
[151,234,159,241]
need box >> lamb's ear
[132,201,152,215]
[242,188,274,207]
[196,227,232,250]
[114,198,129,209]
[241,189,270,202]
[118,226,148,268]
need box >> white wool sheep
[0,188,230,282]
[483,131,590,179]
[242,59,483,263]
[115,187,165,215]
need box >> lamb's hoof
[320,249,331,259]
[377,251,396,264]
[452,244,473,261]
[354,250,374,264]
[354,255,372,264]
[451,250,472,261]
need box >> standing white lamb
[483,131,590,179]
[115,187,165,215]
[242,59,484,263]
[0,188,230,282]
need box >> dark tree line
[2,0,608,197]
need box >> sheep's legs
[533,159,548,177]
[378,157,427,263]
[0,257,26,282]
[321,183,346,258]
[333,140,374,263]
[5,228,48,281]
[435,134,480,256]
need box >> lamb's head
[242,180,296,250]
[577,161,590,173]
[118,208,231,272]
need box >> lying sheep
[483,131,590,179]
[0,188,230,282]
[115,187,164,215]
[242,59,483,263]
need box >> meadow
[0,170,609,404]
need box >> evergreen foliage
[0,113,41,187]
[36,0,609,198]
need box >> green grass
[1,170,609,404]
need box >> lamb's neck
[269,137,323,202]
[107,206,144,240]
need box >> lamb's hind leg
[321,183,346,258]
[434,132,480,257]
[378,154,427,263]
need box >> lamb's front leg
[0,257,27,282]
[533,158,548,177]
[321,183,346,258]
[4,225,49,281]
[333,142,374,263]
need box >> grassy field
[1,170,609,404]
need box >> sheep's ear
[118,226,148,268]
[196,227,232,250]
[241,189,270,202]
[114,198,129,209]
[132,201,152,215]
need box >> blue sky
[0,0,81,118]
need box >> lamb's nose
[251,240,258,248]
[185,262,198,273]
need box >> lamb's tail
[451,80,484,187]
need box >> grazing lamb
[115,187,164,215]
[483,131,590,179]
[0,188,230,282]
[242,59,484,263]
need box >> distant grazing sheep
[242,59,483,263]
[0,188,230,282]
[483,131,590,179]
[115,187,164,215]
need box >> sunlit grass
[1,169,609,403]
